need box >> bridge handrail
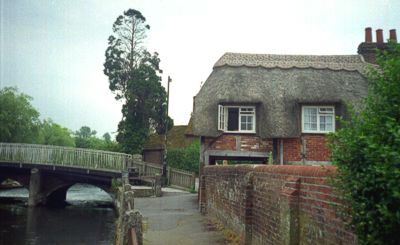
[0,143,132,172]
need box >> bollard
[154,174,162,197]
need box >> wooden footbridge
[0,143,196,206]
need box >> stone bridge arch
[28,168,116,206]
[0,166,118,206]
[46,182,115,206]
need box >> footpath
[135,188,228,245]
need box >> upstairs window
[218,105,256,133]
[302,106,335,133]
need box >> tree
[0,87,41,143]
[329,43,400,244]
[38,119,75,147]
[74,126,121,152]
[104,9,172,154]
[104,8,149,100]
[74,126,97,148]
[103,132,111,142]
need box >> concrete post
[122,171,129,185]
[199,175,207,214]
[123,210,143,245]
[167,166,172,186]
[154,174,162,197]
[28,168,43,206]
[280,178,300,245]
[243,172,254,245]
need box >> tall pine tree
[104,9,172,154]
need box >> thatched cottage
[192,28,397,168]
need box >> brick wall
[204,135,272,152]
[200,165,355,245]
[303,134,331,162]
[282,138,302,162]
[203,134,331,163]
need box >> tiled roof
[214,53,369,73]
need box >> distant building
[142,123,196,165]
[192,28,396,169]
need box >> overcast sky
[1,0,399,137]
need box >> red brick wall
[203,134,331,163]
[303,134,331,161]
[204,135,272,152]
[282,138,302,162]
[201,165,355,245]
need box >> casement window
[218,105,256,133]
[302,106,335,133]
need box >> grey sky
[1,0,399,137]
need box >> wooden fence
[168,167,196,190]
[0,143,132,172]
[131,160,163,177]
[130,156,196,190]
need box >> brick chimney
[358,27,392,64]
[376,29,383,43]
[365,27,372,43]
[389,29,397,43]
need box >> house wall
[204,135,272,152]
[200,165,355,245]
[283,135,331,163]
[202,134,331,164]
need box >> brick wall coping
[204,164,336,177]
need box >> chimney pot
[365,27,372,43]
[389,29,397,43]
[376,29,384,43]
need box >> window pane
[248,122,253,131]
[240,115,254,131]
[240,108,254,114]
[227,108,239,131]
[320,116,326,131]
[320,115,333,132]
[304,108,317,131]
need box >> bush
[329,43,400,244]
[166,140,199,174]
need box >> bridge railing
[0,143,132,172]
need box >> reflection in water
[0,184,116,245]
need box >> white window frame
[302,106,335,133]
[218,105,256,133]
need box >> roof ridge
[223,52,361,57]
[214,52,368,73]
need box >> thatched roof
[185,117,194,136]
[144,125,194,150]
[215,53,369,73]
[193,52,370,138]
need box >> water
[0,184,116,245]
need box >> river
[0,184,116,245]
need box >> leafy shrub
[329,43,400,244]
[166,140,199,174]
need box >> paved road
[135,190,227,245]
